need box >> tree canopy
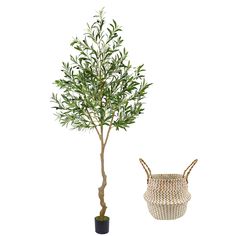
[51,9,151,132]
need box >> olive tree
[51,9,151,220]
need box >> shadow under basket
[140,159,198,220]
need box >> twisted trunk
[98,126,107,218]
[98,143,107,217]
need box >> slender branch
[86,108,101,139]
[104,112,115,147]
[100,124,104,141]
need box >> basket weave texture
[140,159,197,220]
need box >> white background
[0,0,236,235]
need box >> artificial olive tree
[51,9,151,220]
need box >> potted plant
[51,9,151,234]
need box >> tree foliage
[51,9,151,132]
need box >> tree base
[95,216,109,234]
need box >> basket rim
[151,173,185,180]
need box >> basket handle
[183,159,198,183]
[139,158,152,184]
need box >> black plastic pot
[95,216,109,234]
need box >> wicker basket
[139,159,198,220]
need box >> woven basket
[139,159,198,220]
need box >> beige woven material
[140,159,198,220]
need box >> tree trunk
[98,137,107,218]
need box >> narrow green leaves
[51,9,151,132]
